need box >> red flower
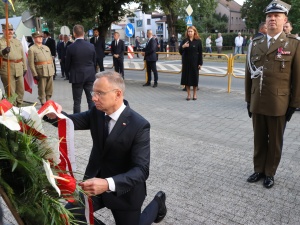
[57,173,77,203]
[0,99,13,114]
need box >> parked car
[105,41,111,55]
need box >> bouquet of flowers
[0,89,88,225]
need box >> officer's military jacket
[245,32,300,116]
[0,37,27,77]
[28,44,54,77]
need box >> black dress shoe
[263,176,274,188]
[143,83,150,86]
[154,191,167,223]
[153,83,157,88]
[247,172,265,183]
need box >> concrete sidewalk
[2,73,300,224]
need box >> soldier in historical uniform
[28,31,55,105]
[245,0,300,188]
[0,23,27,106]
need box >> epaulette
[252,35,264,42]
[286,34,298,39]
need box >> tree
[241,0,292,31]
[289,0,300,33]
[0,0,30,19]
[18,0,141,37]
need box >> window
[147,19,151,25]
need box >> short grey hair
[95,71,125,93]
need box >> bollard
[127,45,134,63]
[166,44,169,58]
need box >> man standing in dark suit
[57,34,72,80]
[111,32,125,79]
[43,31,57,79]
[245,0,300,189]
[90,28,106,72]
[65,24,96,113]
[254,22,267,38]
[47,71,167,225]
[142,29,158,88]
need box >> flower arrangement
[0,89,87,225]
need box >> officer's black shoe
[247,172,265,183]
[153,83,157,88]
[263,176,274,188]
[143,83,150,87]
[154,191,167,223]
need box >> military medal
[277,47,283,58]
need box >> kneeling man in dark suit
[47,71,167,225]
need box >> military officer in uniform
[28,31,55,105]
[0,23,27,106]
[245,0,300,189]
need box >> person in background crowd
[254,22,268,38]
[283,21,293,35]
[111,32,125,79]
[135,36,141,58]
[28,31,54,106]
[169,34,177,52]
[234,32,244,55]
[65,24,96,113]
[58,34,72,80]
[0,23,27,107]
[56,34,64,78]
[242,35,248,54]
[245,0,300,189]
[179,26,203,101]
[90,28,106,72]
[43,31,56,80]
[26,36,34,48]
[205,35,212,57]
[142,29,159,88]
[215,32,223,58]
[160,37,164,52]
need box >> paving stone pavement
[2,73,300,225]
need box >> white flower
[42,159,61,196]
[0,109,20,131]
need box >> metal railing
[104,51,247,93]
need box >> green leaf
[12,159,18,172]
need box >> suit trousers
[113,57,124,78]
[65,194,159,225]
[146,61,158,84]
[72,82,94,113]
[252,113,286,176]
[96,56,105,72]
[37,76,53,104]
[0,73,24,107]
[60,59,69,78]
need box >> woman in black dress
[179,26,203,100]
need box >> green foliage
[0,121,78,224]
[289,0,300,33]
[241,0,292,30]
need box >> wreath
[0,89,92,225]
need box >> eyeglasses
[90,89,118,97]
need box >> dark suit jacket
[65,103,150,210]
[57,41,72,61]
[90,36,106,58]
[65,39,96,84]
[143,38,157,61]
[44,37,56,57]
[111,39,125,59]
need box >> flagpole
[5,1,11,98]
